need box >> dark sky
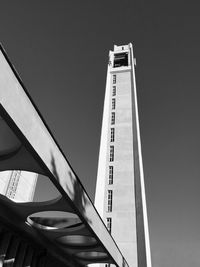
[1,1,200,267]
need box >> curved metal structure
[0,45,129,267]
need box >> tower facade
[94,44,151,267]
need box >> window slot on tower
[112,99,115,110]
[109,166,113,184]
[109,146,114,162]
[113,74,116,84]
[114,52,128,68]
[110,128,115,142]
[107,190,113,212]
[107,217,112,233]
[111,112,115,125]
[112,86,116,96]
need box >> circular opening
[0,171,61,203]
[27,211,81,230]
[56,235,97,247]
[0,170,38,203]
[76,251,108,260]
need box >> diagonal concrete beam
[0,45,129,267]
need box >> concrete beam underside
[0,46,129,267]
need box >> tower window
[114,52,128,68]
[111,112,115,125]
[107,190,113,212]
[107,217,112,233]
[110,128,115,142]
[109,166,113,184]
[113,74,116,84]
[109,146,114,162]
[112,99,115,110]
[112,86,116,96]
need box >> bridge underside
[0,46,129,267]
[0,220,65,267]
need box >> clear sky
[1,1,200,267]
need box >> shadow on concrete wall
[50,153,91,224]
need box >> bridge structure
[0,45,129,267]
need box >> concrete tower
[94,44,151,267]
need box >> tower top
[109,43,135,69]
[113,43,132,52]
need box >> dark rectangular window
[108,190,113,212]
[110,128,115,142]
[109,146,114,162]
[107,217,112,233]
[109,166,113,184]
[112,86,116,96]
[112,99,115,110]
[114,52,128,68]
[111,112,115,125]
[113,74,116,84]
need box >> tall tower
[94,44,151,267]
